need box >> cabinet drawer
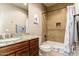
[29,38,39,47]
[16,48,29,56]
[0,41,29,55]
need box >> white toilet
[39,44,52,56]
[39,41,64,56]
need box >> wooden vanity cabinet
[0,41,29,56]
[8,53,16,56]
[16,48,29,56]
[29,38,39,56]
[0,38,39,56]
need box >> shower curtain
[64,5,75,54]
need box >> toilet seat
[39,44,52,52]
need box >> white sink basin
[0,35,38,47]
[0,38,21,47]
[0,38,20,43]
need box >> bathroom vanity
[0,36,39,56]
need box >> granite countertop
[0,35,39,48]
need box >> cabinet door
[30,46,39,56]
[29,38,39,56]
[8,53,16,56]
[30,38,39,47]
[16,48,29,56]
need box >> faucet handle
[0,35,3,39]
[2,33,6,39]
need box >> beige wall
[28,3,46,44]
[46,4,67,43]
[0,4,28,34]
[42,13,47,42]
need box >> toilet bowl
[39,44,52,56]
[39,44,52,52]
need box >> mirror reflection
[0,3,28,39]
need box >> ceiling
[12,3,56,10]
[12,3,57,11]
[12,3,28,11]
[43,3,57,7]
